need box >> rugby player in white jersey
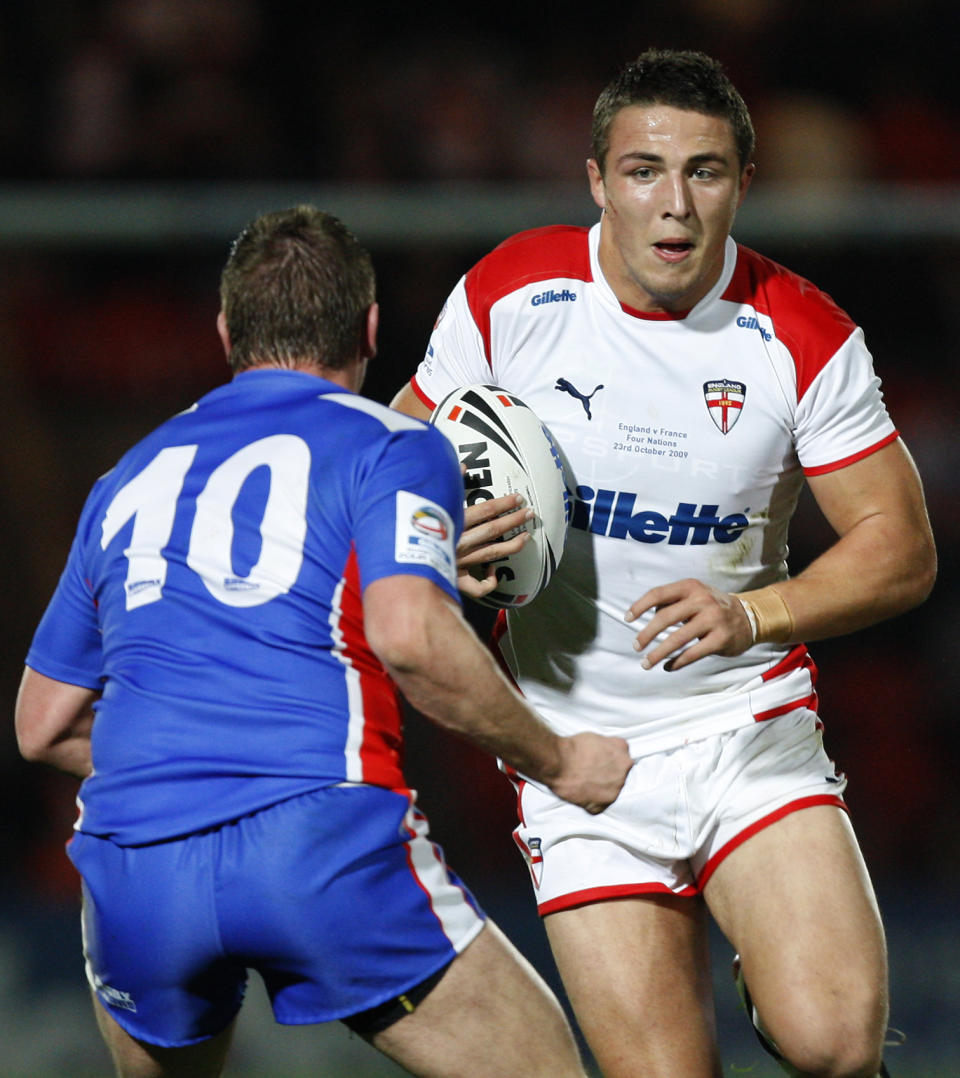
[392,48,936,1078]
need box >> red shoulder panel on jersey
[464,226,592,363]
[723,246,858,402]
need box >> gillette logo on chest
[570,488,749,545]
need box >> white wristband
[737,596,758,643]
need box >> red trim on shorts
[761,643,815,682]
[755,645,820,719]
[489,611,516,681]
[512,777,527,825]
[695,794,848,891]
[512,826,535,859]
[537,881,698,917]
[754,693,819,722]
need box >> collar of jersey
[588,223,739,324]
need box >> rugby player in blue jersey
[15,205,632,1078]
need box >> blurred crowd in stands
[0,0,957,914]
[2,0,958,185]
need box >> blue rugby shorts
[68,784,485,1047]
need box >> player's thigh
[370,921,586,1078]
[93,993,235,1078]
[704,805,888,1046]
[544,894,722,1078]
[238,786,485,1025]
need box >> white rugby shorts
[512,708,847,915]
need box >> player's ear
[216,309,232,362]
[362,302,379,360]
[737,162,756,206]
[587,158,606,211]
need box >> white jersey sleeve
[793,327,895,474]
[413,278,492,409]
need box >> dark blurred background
[1,2,957,1075]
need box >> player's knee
[781,1046,883,1078]
[774,1015,884,1078]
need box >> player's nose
[662,174,693,218]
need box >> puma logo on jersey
[555,378,604,419]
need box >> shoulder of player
[97,388,437,490]
[464,224,591,311]
[723,243,861,398]
[315,391,431,435]
[314,393,458,468]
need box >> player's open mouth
[653,241,694,263]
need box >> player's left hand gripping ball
[430,385,569,608]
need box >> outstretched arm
[364,573,632,813]
[626,439,937,671]
[16,667,98,779]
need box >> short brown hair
[219,205,375,373]
[591,49,755,174]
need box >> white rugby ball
[430,384,569,608]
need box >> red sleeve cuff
[410,376,436,412]
[802,430,899,477]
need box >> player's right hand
[456,494,533,599]
[549,732,633,815]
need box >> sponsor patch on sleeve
[394,490,457,585]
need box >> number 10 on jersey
[100,435,311,611]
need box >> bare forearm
[380,599,564,783]
[772,513,936,643]
[365,576,631,811]
[628,445,937,670]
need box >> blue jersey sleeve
[352,424,464,602]
[26,531,104,689]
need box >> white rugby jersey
[409,222,898,755]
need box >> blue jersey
[26,370,464,845]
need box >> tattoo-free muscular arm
[389,382,432,422]
[778,437,936,637]
[627,439,936,670]
[364,573,632,813]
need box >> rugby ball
[430,384,569,608]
